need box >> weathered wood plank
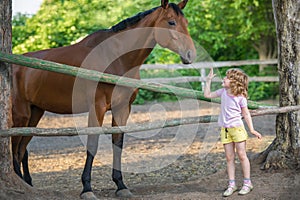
[0,115,219,137]
[141,59,278,70]
[1,105,300,137]
[143,76,278,84]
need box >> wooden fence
[140,59,278,87]
[0,52,272,109]
[1,105,300,137]
[140,59,277,70]
[0,52,296,137]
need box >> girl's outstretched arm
[242,106,262,139]
[204,68,219,98]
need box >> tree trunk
[0,0,13,178]
[0,0,32,194]
[253,0,300,170]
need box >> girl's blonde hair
[226,68,249,98]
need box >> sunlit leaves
[12,0,275,63]
[12,0,154,54]
[185,0,275,60]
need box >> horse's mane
[111,3,184,32]
[111,7,159,32]
[80,3,185,46]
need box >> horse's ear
[161,0,169,9]
[178,0,188,10]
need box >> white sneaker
[238,183,253,195]
[223,185,238,197]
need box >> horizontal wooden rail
[250,105,300,116]
[143,76,278,84]
[0,115,218,137]
[0,52,209,101]
[141,59,278,70]
[0,52,272,109]
[1,105,299,137]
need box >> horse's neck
[81,30,156,72]
[79,12,159,73]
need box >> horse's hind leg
[12,102,31,180]
[12,136,23,178]
[20,106,45,186]
[12,105,44,186]
[22,149,31,185]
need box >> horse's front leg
[80,104,106,200]
[111,106,133,198]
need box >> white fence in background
[141,59,278,90]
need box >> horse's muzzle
[181,49,196,64]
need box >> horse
[11,0,196,198]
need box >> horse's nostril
[181,50,196,64]
[187,50,191,60]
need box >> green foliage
[248,82,279,101]
[12,0,154,54]
[12,13,32,51]
[145,47,181,64]
[185,0,275,61]
[13,0,275,61]
[134,89,178,105]
[12,0,278,104]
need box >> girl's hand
[251,130,262,139]
[206,68,216,81]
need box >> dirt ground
[2,99,300,200]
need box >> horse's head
[154,0,196,64]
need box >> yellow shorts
[220,126,248,144]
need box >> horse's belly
[35,94,88,114]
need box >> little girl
[204,68,262,196]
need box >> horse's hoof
[80,191,99,200]
[115,189,134,198]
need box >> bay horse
[11,0,196,198]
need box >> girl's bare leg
[223,142,236,180]
[235,141,250,179]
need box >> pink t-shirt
[216,88,248,128]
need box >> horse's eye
[168,20,176,26]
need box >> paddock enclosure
[1,50,300,199]
[0,51,289,138]
[1,1,300,199]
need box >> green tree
[13,0,276,64]
[12,0,279,103]
[12,0,160,54]
[186,0,276,64]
